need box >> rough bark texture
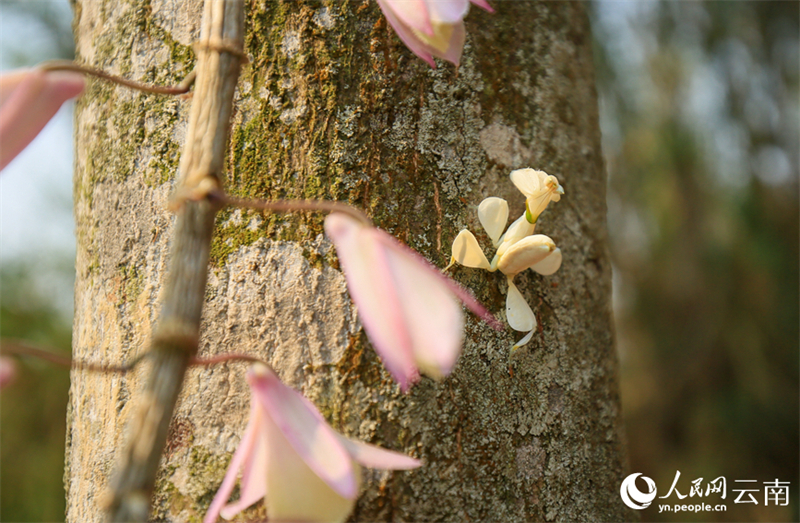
[67,1,633,522]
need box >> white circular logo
[620,473,657,510]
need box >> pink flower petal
[426,0,470,24]
[327,212,502,388]
[0,69,32,106]
[372,226,465,378]
[0,69,84,171]
[219,412,269,519]
[248,366,359,499]
[207,365,426,523]
[469,0,494,13]
[338,436,422,470]
[373,230,503,331]
[260,400,356,523]
[381,0,434,35]
[204,403,265,523]
[376,0,475,67]
[433,21,466,66]
[325,213,419,390]
[376,0,436,67]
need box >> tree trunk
[67,1,632,521]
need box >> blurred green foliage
[1,263,72,522]
[592,1,798,521]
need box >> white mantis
[447,168,564,351]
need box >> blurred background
[593,2,799,521]
[0,1,797,521]
[1,1,76,521]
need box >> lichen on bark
[67,1,633,522]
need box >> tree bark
[67,1,632,522]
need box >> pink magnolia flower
[0,68,85,171]
[376,0,494,67]
[205,364,420,523]
[324,212,501,391]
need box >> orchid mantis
[448,169,565,350]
